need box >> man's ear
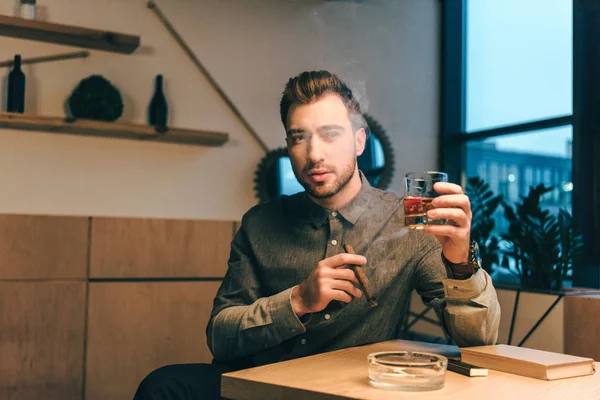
[355,127,367,157]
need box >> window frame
[440,0,600,288]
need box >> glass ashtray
[367,351,448,391]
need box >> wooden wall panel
[0,282,86,400]
[85,282,221,400]
[407,290,447,339]
[0,214,89,279]
[565,295,600,361]
[89,217,233,278]
[495,289,516,345]
[505,292,564,353]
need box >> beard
[297,158,357,199]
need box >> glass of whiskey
[403,171,448,229]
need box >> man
[133,70,500,400]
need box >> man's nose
[307,135,325,163]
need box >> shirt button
[300,338,307,345]
[331,211,338,217]
[331,239,338,246]
[324,313,331,320]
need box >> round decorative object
[253,113,396,203]
[254,147,290,203]
[362,114,395,190]
[67,75,124,122]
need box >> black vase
[7,54,26,113]
[148,74,168,132]
[67,75,124,122]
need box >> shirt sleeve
[206,215,306,363]
[413,235,501,347]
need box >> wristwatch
[441,240,481,275]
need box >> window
[466,0,572,132]
[465,0,573,219]
[441,0,600,287]
[466,126,573,211]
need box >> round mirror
[253,114,395,203]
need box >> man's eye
[291,135,305,143]
[324,131,340,139]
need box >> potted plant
[499,184,583,291]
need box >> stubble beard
[299,158,357,199]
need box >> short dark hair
[279,70,366,133]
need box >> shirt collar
[337,172,373,225]
[299,171,374,229]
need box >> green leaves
[468,179,583,291]
[466,177,503,273]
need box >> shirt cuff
[442,269,487,301]
[268,286,307,339]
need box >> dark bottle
[7,54,26,113]
[148,74,168,131]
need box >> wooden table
[221,340,600,400]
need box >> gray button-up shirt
[207,176,500,365]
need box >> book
[447,359,488,377]
[460,344,596,381]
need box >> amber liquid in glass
[403,197,444,229]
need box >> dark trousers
[132,363,238,400]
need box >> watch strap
[441,241,480,275]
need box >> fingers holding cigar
[343,244,378,308]
[291,251,367,317]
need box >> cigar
[343,243,378,307]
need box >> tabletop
[221,340,599,400]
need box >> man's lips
[307,170,332,183]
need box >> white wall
[0,0,440,220]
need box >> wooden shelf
[0,14,140,54]
[0,112,229,147]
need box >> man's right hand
[291,253,366,317]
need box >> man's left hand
[421,182,472,264]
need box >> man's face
[286,92,366,199]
